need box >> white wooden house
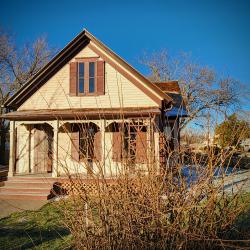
[2,29,186,180]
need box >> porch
[8,116,165,178]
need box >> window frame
[75,57,99,96]
[88,62,96,94]
[79,127,95,161]
[78,62,85,94]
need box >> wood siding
[18,44,158,111]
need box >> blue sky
[1,0,250,110]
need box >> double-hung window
[89,62,95,93]
[78,62,95,94]
[78,63,85,93]
[69,59,105,96]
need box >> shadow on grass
[0,202,72,250]
[0,226,71,249]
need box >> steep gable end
[4,29,172,109]
[19,44,160,110]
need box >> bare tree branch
[0,28,55,164]
[140,50,247,129]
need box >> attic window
[78,63,85,93]
[89,62,95,93]
[69,59,105,96]
[78,61,95,95]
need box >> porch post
[154,132,160,173]
[147,118,154,170]
[8,120,15,177]
[101,120,106,177]
[52,120,59,177]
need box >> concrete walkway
[222,169,250,193]
[0,199,48,219]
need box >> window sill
[69,93,105,97]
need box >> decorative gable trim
[5,34,90,109]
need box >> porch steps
[0,193,50,200]
[0,187,51,194]
[0,177,64,200]
[0,167,8,183]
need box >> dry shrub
[57,161,248,249]
[53,116,250,249]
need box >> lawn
[0,193,249,250]
[0,201,72,250]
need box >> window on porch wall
[71,124,102,162]
[79,128,94,160]
[111,123,148,164]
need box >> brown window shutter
[112,132,122,162]
[96,60,105,95]
[94,131,102,161]
[136,132,147,163]
[71,131,79,161]
[70,62,78,95]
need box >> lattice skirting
[53,178,139,197]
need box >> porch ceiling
[1,107,161,121]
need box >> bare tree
[140,50,247,129]
[0,29,55,164]
[181,128,206,145]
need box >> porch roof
[1,107,161,121]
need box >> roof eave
[84,30,172,103]
[4,29,172,108]
[4,29,89,108]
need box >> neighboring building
[1,29,187,179]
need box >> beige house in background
[2,29,186,179]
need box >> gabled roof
[153,81,184,106]
[153,81,180,93]
[4,29,172,109]
[153,81,188,117]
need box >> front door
[33,124,53,174]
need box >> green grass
[219,193,250,248]
[0,202,73,250]
[230,192,250,237]
[0,193,249,250]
